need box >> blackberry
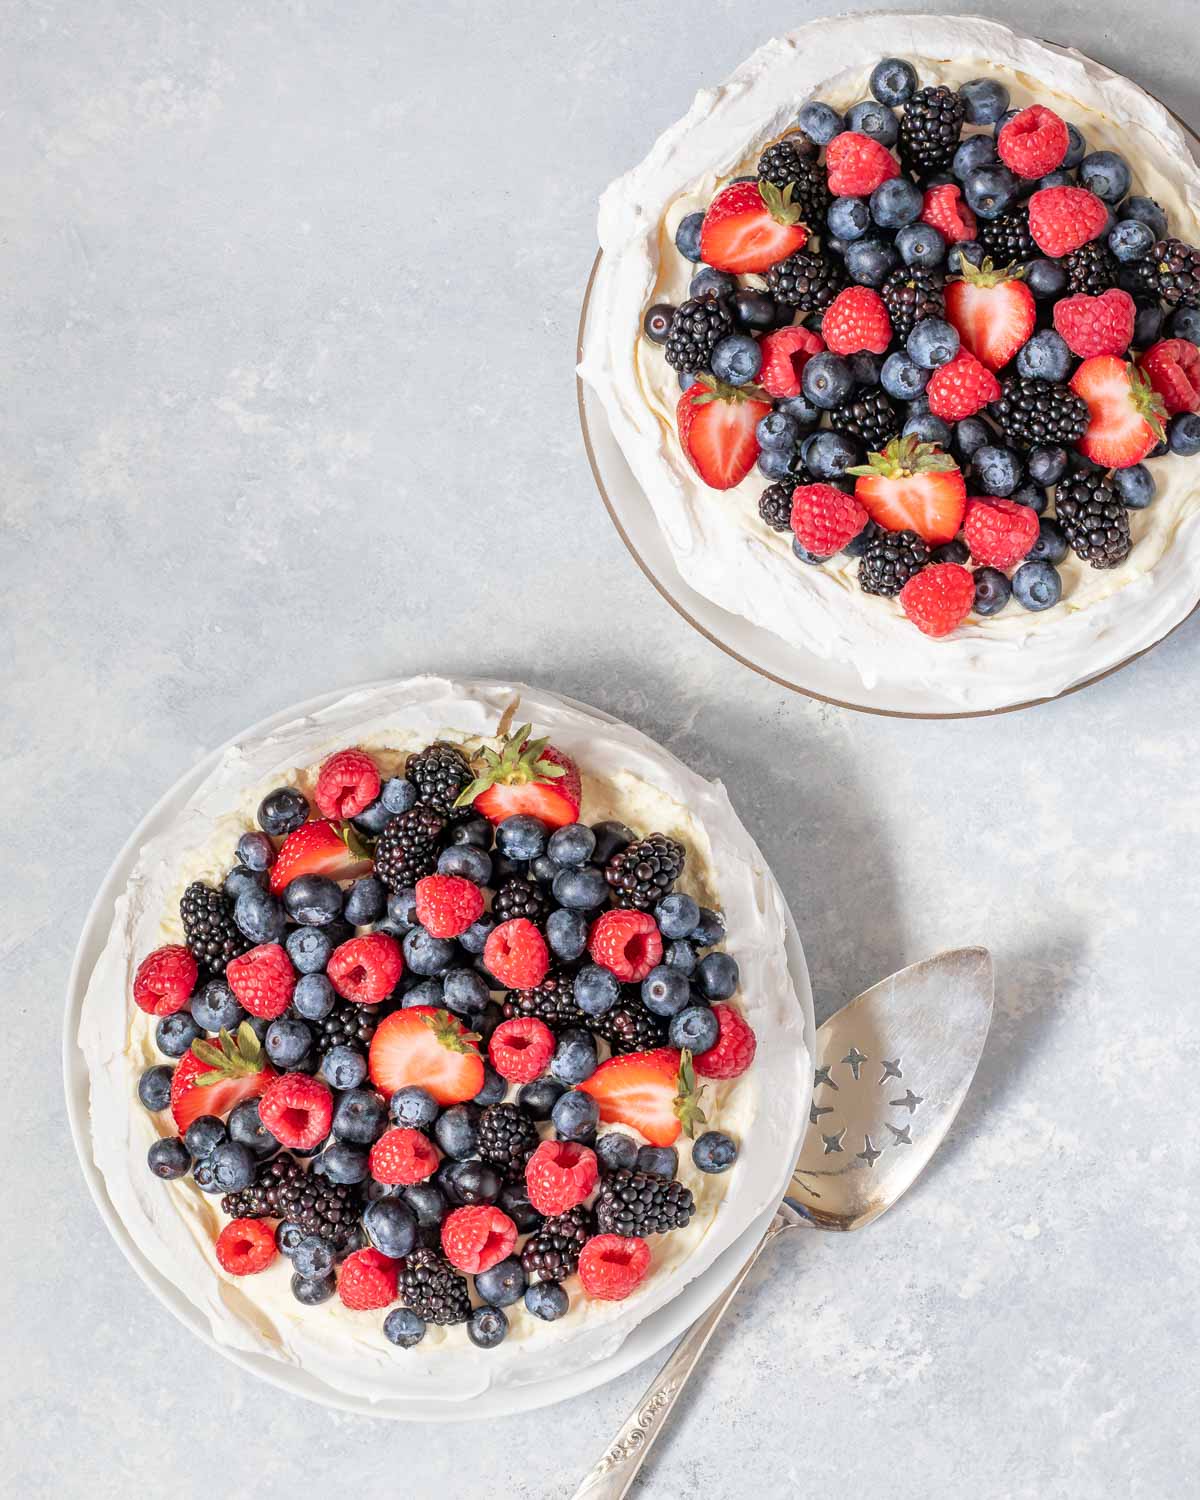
[221,1155,362,1249]
[404,742,472,816]
[757,140,829,224]
[899,86,965,174]
[502,969,588,1032]
[492,876,548,927]
[605,832,685,910]
[664,292,736,373]
[520,1205,593,1282]
[766,249,845,313]
[476,1103,540,1183]
[759,482,793,533]
[595,1170,696,1237]
[315,999,379,1054]
[1064,241,1119,296]
[1054,471,1132,569]
[179,881,249,973]
[373,805,444,891]
[593,995,668,1055]
[990,377,1090,449]
[1132,238,1200,307]
[881,266,945,344]
[858,529,931,596]
[977,208,1036,265]
[829,388,900,451]
[400,1247,471,1325]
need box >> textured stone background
[6,1,1199,1495]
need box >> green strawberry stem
[191,1022,265,1087]
[673,1049,708,1139]
[454,723,566,809]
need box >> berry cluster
[644,60,1200,637]
[137,729,752,1350]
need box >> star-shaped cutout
[857,1135,882,1167]
[821,1130,846,1154]
[841,1045,868,1080]
[879,1059,903,1083]
[809,1102,834,1125]
[886,1122,912,1145]
[814,1065,839,1091]
[890,1089,924,1114]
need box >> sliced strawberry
[944,259,1036,373]
[268,819,373,895]
[462,728,581,828]
[677,376,772,491]
[699,180,808,274]
[1069,356,1168,468]
[368,1005,485,1106]
[849,436,967,546]
[578,1047,706,1148]
[170,1028,274,1133]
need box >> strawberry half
[849,435,967,546]
[699,180,809,274]
[368,1005,485,1106]
[1069,356,1168,468]
[457,725,581,828]
[944,257,1036,373]
[578,1047,706,1148]
[170,1024,274,1133]
[677,375,772,491]
[269,819,373,895]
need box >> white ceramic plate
[64,680,815,1421]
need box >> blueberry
[777,393,822,429]
[757,446,796,482]
[843,237,899,287]
[191,1157,223,1193]
[903,413,953,447]
[827,195,871,242]
[184,1115,227,1159]
[1168,412,1200,456]
[351,798,392,837]
[734,289,777,330]
[443,966,490,1016]
[931,540,970,565]
[690,267,736,301]
[1026,445,1069,486]
[574,964,620,1017]
[517,1077,566,1120]
[280,932,326,982]
[265,1016,312,1068]
[1012,559,1063,610]
[459,913,496,956]
[668,1004,720,1053]
[1062,122,1087,169]
[209,1140,256,1191]
[464,1065,503,1109]
[1037,169,1075,191]
[275,1221,307,1258]
[524,1280,569,1322]
[1112,464,1156,510]
[1107,218,1154,264]
[361,1195,417,1259]
[972,567,1012,617]
[332,1087,387,1145]
[1016,330,1072,383]
[848,98,899,147]
[387,887,419,929]
[711,333,762,387]
[228,1098,279,1157]
[223,864,265,903]
[233,832,273,876]
[496,815,548,862]
[796,100,843,145]
[467,1305,509,1349]
[138,1064,174,1112]
[551,1028,598,1085]
[448,1159,503,1206]
[908,317,959,371]
[691,908,726,948]
[156,1010,201,1059]
[629,1147,674,1183]
[384,1087,436,1133]
[674,210,705,262]
[540,907,586,964]
[1133,302,1164,349]
[973,444,1023,496]
[147,1136,191,1180]
[591,820,635,863]
[953,134,999,182]
[946,239,986,275]
[402,926,457,975]
[756,411,800,453]
[291,1271,336,1305]
[1026,257,1069,301]
[642,894,697,947]
[802,352,854,409]
[642,302,677,345]
[1010,482,1048,516]
[959,77,1009,125]
[868,57,917,107]
[465,1256,524,1309]
[992,107,1021,139]
[596,1131,639,1173]
[402,978,445,1011]
[875,351,927,403]
[257,786,308,837]
[1027,517,1068,565]
[895,222,946,269]
[319,1140,369,1185]
[383,1307,426,1348]
[693,1131,739,1173]
[403,1181,448,1228]
[847,354,882,389]
[283,874,344,927]
[663,939,699,978]
[1119,194,1167,241]
[963,164,1019,219]
[434,1103,479,1160]
[640,965,692,1018]
[321,1044,367,1091]
[373,777,415,817]
[697,951,739,1000]
[1079,150,1131,203]
[551,865,609,911]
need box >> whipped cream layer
[579,15,1200,711]
[78,677,812,1407]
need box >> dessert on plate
[579,15,1200,710]
[78,679,809,1405]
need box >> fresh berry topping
[579,1047,705,1147]
[963,498,1040,570]
[820,286,892,356]
[1140,339,1200,414]
[225,943,297,1019]
[926,349,1001,422]
[824,131,900,196]
[604,833,685,911]
[996,105,1068,178]
[369,1126,440,1185]
[898,562,977,637]
[989,376,1090,447]
[849,436,967,546]
[133,945,198,1017]
[1027,186,1108,258]
[790,483,868,557]
[338,1247,399,1311]
[676,376,773,490]
[314,748,380,820]
[488,1016,555,1084]
[441,1205,518,1274]
[524,1140,600,1216]
[920,183,976,245]
[327,932,404,1004]
[368,1006,485,1106]
[944,258,1036,372]
[588,909,663,984]
[215,1218,277,1276]
[169,1024,273,1133]
[1055,469,1133,568]
[269,819,373,896]
[757,325,825,398]
[692,1003,758,1080]
[457,725,581,829]
[698,179,810,273]
[413,874,485,939]
[578,1234,651,1302]
[258,1072,334,1150]
[899,85,965,175]
[1069,355,1168,468]
[484,918,551,990]
[1053,288,1136,359]
[858,528,930,597]
[405,741,473,815]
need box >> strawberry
[484,918,550,989]
[268,819,373,896]
[169,1023,273,1133]
[899,562,977,637]
[523,1140,599,1216]
[225,942,296,1019]
[414,874,485,938]
[996,105,1068,178]
[926,349,1001,422]
[963,497,1039,570]
[578,1047,706,1148]
[698,180,809,274]
[368,1005,485,1106]
[578,1234,651,1302]
[338,1247,399,1311]
[458,724,581,828]
[1069,355,1168,468]
[820,286,892,356]
[215,1219,277,1276]
[258,1072,333,1150]
[369,1126,440,1185]
[944,258,1036,372]
[758,325,824,398]
[1027,185,1107,257]
[790,483,868,557]
[824,131,899,196]
[1140,338,1200,414]
[920,183,976,245]
[676,376,772,491]
[588,909,663,983]
[133,945,197,1017]
[314,748,380,821]
[326,932,404,1004]
[849,436,967,546]
[1053,288,1136,359]
[441,1205,518,1274]
[693,1003,757,1080]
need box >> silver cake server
[571,946,994,1500]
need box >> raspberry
[920,183,976,245]
[414,874,485,939]
[820,286,892,356]
[588,909,663,983]
[327,932,403,1004]
[215,1218,277,1276]
[1028,186,1108,258]
[926,349,1001,422]
[314,747,381,820]
[440,1205,518,1274]
[484,917,550,989]
[790,483,868,558]
[898,562,976,637]
[824,131,900,196]
[1141,338,1200,415]
[488,1016,555,1084]
[132,944,198,1017]
[369,1126,440,1185]
[997,105,1068,179]
[338,1247,399,1310]
[758,325,825,398]
[578,1234,651,1302]
[963,498,1039,570]
[694,1002,758,1080]
[1053,288,1136,359]
[225,943,296,1019]
[524,1140,599,1216]
[258,1072,334,1149]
